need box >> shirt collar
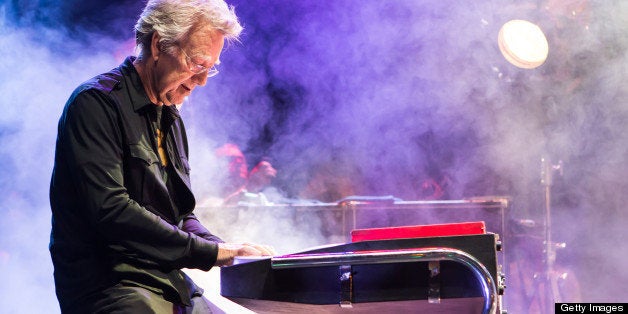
[120,56,155,112]
[119,56,181,122]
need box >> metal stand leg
[540,157,563,312]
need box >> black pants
[89,285,213,314]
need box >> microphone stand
[540,157,563,312]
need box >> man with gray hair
[49,0,273,312]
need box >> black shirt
[49,56,222,312]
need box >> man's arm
[60,90,219,270]
[181,214,224,243]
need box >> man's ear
[150,32,161,61]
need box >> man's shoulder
[61,65,131,121]
[76,67,125,96]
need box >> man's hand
[216,242,276,267]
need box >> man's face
[216,144,248,181]
[228,152,248,180]
[154,24,225,105]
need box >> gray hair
[135,0,243,59]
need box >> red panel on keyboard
[351,221,486,242]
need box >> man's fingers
[242,243,276,256]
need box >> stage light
[498,19,549,69]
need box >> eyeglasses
[178,47,219,78]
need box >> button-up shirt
[50,56,222,312]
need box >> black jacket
[49,57,221,312]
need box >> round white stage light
[498,19,549,69]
